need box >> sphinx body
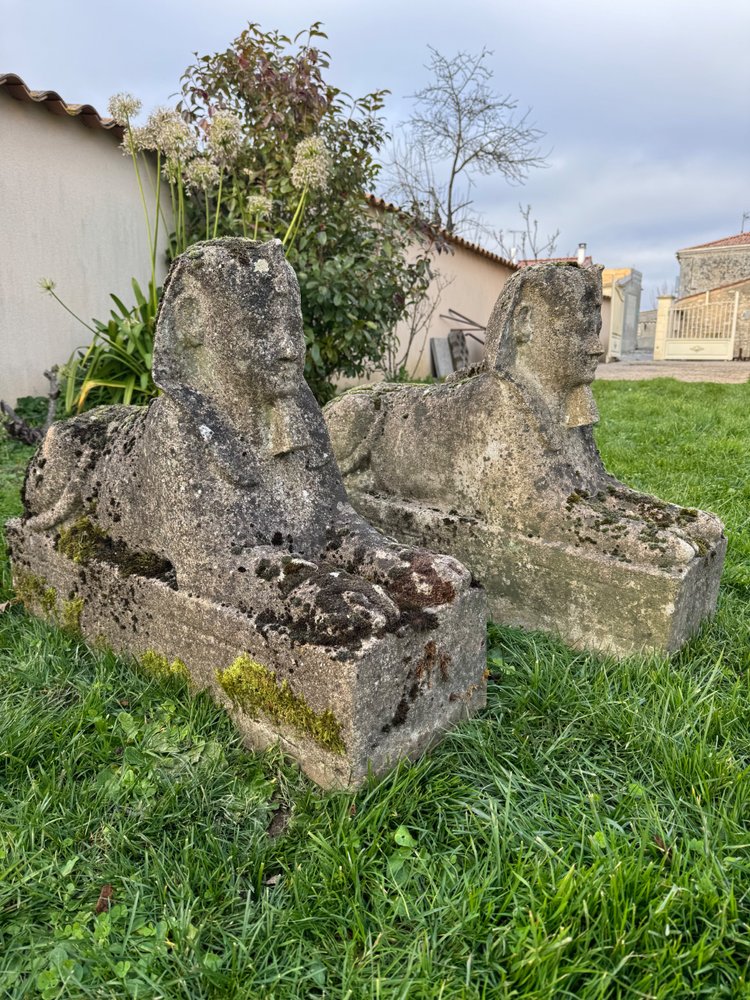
[325,264,726,657]
[8,239,487,788]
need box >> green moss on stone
[217,654,345,755]
[57,516,173,581]
[693,537,711,557]
[61,596,85,633]
[141,650,190,683]
[14,569,57,616]
[57,516,107,565]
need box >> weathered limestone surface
[7,238,487,788]
[325,264,726,657]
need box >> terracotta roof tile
[677,232,750,253]
[0,73,123,135]
[366,194,518,270]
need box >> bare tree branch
[496,204,559,261]
[384,47,546,236]
[378,271,455,379]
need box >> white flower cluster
[144,107,195,160]
[120,125,150,157]
[290,136,332,193]
[107,92,142,126]
[207,110,243,165]
[245,194,273,217]
[162,158,181,184]
[183,158,221,191]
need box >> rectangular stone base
[7,519,487,789]
[350,494,726,658]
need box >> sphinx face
[154,240,310,409]
[195,249,307,405]
[215,274,305,403]
[514,272,604,392]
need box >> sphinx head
[153,238,306,408]
[484,264,604,394]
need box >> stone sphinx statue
[7,238,487,788]
[325,263,726,656]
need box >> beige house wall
[0,91,172,403]
[600,295,613,357]
[395,242,515,379]
[601,268,642,360]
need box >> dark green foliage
[1,380,750,996]
[11,395,63,427]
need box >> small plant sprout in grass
[2,379,750,996]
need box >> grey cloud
[4,0,749,309]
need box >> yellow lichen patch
[14,569,58,617]
[140,650,190,683]
[57,517,107,565]
[217,654,345,755]
[61,596,85,634]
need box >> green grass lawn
[1,378,749,999]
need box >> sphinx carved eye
[176,295,204,348]
[515,305,532,343]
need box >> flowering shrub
[177,23,432,401]
[47,23,431,408]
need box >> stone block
[8,525,485,788]
[8,238,487,787]
[325,263,726,658]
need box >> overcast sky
[4,0,749,307]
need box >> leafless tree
[649,281,674,310]
[378,272,455,380]
[385,48,546,236]
[496,204,560,261]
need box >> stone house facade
[676,233,750,297]
[654,232,750,360]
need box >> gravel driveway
[596,356,750,384]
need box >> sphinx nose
[277,331,303,361]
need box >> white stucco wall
[0,91,172,403]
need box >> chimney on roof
[577,243,587,267]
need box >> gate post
[653,295,674,360]
[728,290,740,359]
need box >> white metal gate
[665,291,739,360]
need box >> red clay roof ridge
[0,72,122,134]
[366,194,518,270]
[678,232,750,253]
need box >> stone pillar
[653,295,674,360]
